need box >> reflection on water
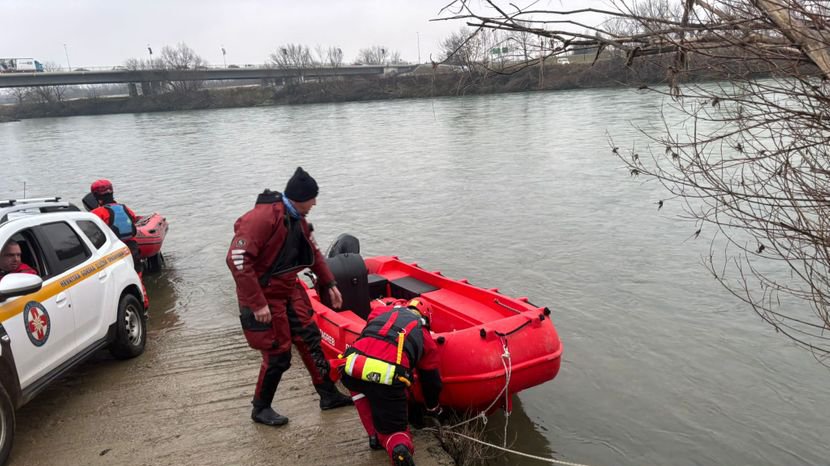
[482,397,555,466]
[2,89,829,466]
[143,252,183,335]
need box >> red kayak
[304,249,562,412]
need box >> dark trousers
[342,374,414,460]
[240,284,330,407]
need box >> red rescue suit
[0,262,37,278]
[341,303,442,464]
[226,190,340,410]
[91,202,149,309]
[92,203,140,265]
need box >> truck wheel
[0,385,15,465]
[109,294,147,360]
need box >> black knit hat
[284,167,319,202]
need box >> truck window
[77,220,107,249]
[38,222,91,274]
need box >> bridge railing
[0,64,420,88]
[12,63,416,73]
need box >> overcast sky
[1,0,483,69]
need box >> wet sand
[9,324,455,466]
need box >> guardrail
[0,65,419,88]
[42,64,275,72]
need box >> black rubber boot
[251,406,289,426]
[315,382,353,410]
[369,434,383,450]
[391,444,415,466]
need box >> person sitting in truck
[0,240,37,278]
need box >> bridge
[0,65,419,88]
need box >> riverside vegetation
[0,53,766,121]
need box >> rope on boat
[444,335,513,432]
[431,334,599,466]
[494,297,524,314]
[423,427,596,466]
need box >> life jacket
[105,204,136,240]
[344,307,425,386]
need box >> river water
[1,89,828,466]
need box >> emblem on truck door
[23,301,50,347]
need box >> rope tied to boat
[429,331,598,466]
[500,336,513,447]
[423,427,596,466]
[444,335,513,433]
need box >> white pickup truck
[0,197,147,464]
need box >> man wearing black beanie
[284,166,319,203]
[227,166,352,428]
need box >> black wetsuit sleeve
[417,368,442,409]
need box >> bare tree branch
[440,0,830,359]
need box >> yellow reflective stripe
[0,247,131,323]
[345,353,357,375]
[384,362,395,385]
[396,330,405,365]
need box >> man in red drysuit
[227,166,352,427]
[339,298,443,466]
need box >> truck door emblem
[23,301,50,347]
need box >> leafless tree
[8,87,31,105]
[441,27,488,68]
[356,45,403,65]
[440,0,830,361]
[268,43,315,84]
[388,50,405,64]
[603,0,684,37]
[508,21,538,61]
[160,42,207,70]
[159,43,207,94]
[124,57,164,70]
[269,43,314,69]
[30,62,67,104]
[314,45,344,68]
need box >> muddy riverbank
[10,317,454,466]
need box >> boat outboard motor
[318,252,371,319]
[326,233,360,258]
[81,192,98,211]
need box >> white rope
[425,428,595,466]
[445,336,514,431]
[429,334,599,466]
[501,336,512,448]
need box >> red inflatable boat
[135,213,168,268]
[305,252,562,413]
[81,192,168,271]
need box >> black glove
[407,400,426,429]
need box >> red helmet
[90,179,113,196]
[407,298,433,326]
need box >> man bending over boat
[226,166,352,427]
[89,179,149,310]
[336,298,443,466]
